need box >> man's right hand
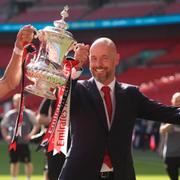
[74,43,89,70]
[15,25,37,51]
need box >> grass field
[0,141,173,180]
[0,175,171,180]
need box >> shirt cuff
[71,67,83,79]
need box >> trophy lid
[42,6,73,38]
[54,5,69,30]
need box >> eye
[90,56,96,62]
[102,56,109,62]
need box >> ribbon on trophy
[38,58,79,155]
[53,91,71,155]
[9,44,36,151]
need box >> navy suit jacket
[59,78,180,180]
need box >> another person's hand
[74,43,89,70]
[160,123,173,135]
[5,135,11,143]
[15,25,36,51]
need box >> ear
[115,53,120,65]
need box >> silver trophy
[25,6,76,100]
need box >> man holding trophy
[57,37,180,180]
[6,6,180,180]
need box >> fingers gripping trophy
[25,6,76,100]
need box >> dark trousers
[47,152,65,180]
[165,157,180,180]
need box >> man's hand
[74,43,89,70]
[15,24,37,50]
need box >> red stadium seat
[83,2,163,20]
[163,1,180,15]
[8,5,89,23]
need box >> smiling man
[57,37,180,180]
[89,38,120,85]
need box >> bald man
[160,92,180,180]
[1,93,37,180]
[57,37,180,180]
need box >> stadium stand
[8,5,89,22]
[140,72,180,105]
[39,0,84,6]
[148,44,180,65]
[0,0,9,7]
[0,0,180,111]
[83,1,163,20]
[116,39,175,60]
[118,65,180,86]
[163,0,180,14]
[0,0,9,23]
[0,45,13,69]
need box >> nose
[95,58,103,67]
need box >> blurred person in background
[1,93,39,180]
[160,92,180,180]
[36,98,64,180]
[0,25,35,99]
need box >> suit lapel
[86,78,109,131]
[110,82,126,130]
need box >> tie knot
[101,86,110,94]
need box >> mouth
[95,68,105,73]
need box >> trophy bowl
[25,6,76,100]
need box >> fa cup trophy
[25,6,76,100]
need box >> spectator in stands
[0,25,35,99]
[160,92,180,180]
[55,37,180,180]
[1,93,39,180]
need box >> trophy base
[25,84,56,100]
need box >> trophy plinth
[25,6,76,99]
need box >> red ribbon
[9,43,36,151]
[38,59,78,154]
[39,86,65,150]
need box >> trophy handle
[25,6,76,100]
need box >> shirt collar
[95,78,116,92]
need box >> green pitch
[0,175,171,180]
[0,141,175,179]
[0,141,45,175]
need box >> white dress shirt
[94,78,116,172]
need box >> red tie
[101,86,112,122]
[101,86,113,168]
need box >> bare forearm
[36,114,51,126]
[0,25,35,99]
[29,124,41,137]
[0,51,23,98]
[160,123,173,134]
[1,128,11,142]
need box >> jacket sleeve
[134,87,180,124]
